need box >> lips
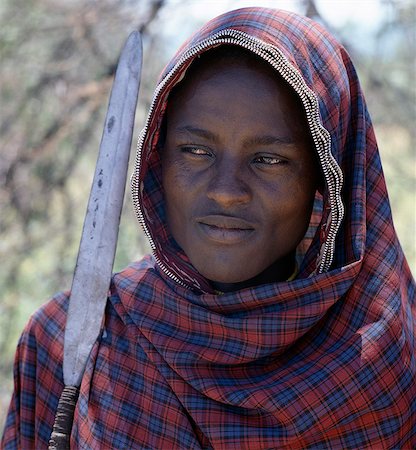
[196,215,255,244]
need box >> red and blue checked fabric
[3,7,416,449]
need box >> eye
[181,146,213,157]
[252,154,285,165]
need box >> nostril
[206,177,251,206]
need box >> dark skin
[162,54,320,292]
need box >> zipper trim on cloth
[131,29,344,288]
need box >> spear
[48,31,142,449]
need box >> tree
[0,0,414,429]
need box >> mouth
[195,215,255,244]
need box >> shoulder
[22,291,69,344]
[16,292,70,373]
[111,254,158,292]
[31,290,69,322]
[19,255,157,352]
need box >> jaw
[182,226,298,290]
[208,252,297,293]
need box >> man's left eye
[253,155,284,165]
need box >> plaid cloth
[3,7,416,449]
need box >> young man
[3,7,415,449]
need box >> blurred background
[0,0,414,430]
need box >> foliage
[0,0,414,430]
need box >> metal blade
[63,31,142,387]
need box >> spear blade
[63,31,142,387]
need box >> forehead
[165,47,310,144]
[169,45,284,101]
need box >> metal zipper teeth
[131,29,344,286]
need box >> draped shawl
[2,7,415,449]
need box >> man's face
[162,57,319,290]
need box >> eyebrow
[244,135,295,147]
[174,125,295,146]
[175,126,218,142]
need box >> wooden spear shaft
[49,31,142,449]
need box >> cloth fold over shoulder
[2,6,415,449]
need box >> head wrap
[128,7,416,448]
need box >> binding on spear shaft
[48,31,142,449]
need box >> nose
[206,155,251,207]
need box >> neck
[210,253,297,293]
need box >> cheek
[162,156,188,203]
[162,153,202,194]
[265,177,316,237]
[162,162,181,219]
[289,186,316,239]
[162,156,184,187]
[162,160,197,246]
